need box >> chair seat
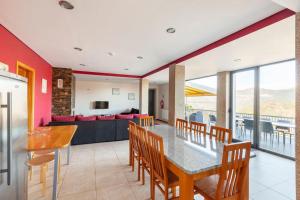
[33,149,55,156]
[27,154,55,166]
[194,175,220,200]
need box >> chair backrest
[243,119,253,130]
[260,121,274,133]
[216,142,251,199]
[210,126,232,143]
[176,118,188,131]
[190,121,207,137]
[136,125,151,164]
[129,121,139,152]
[209,114,217,122]
[139,116,154,127]
[147,131,167,185]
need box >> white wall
[75,80,139,115]
[157,83,169,122]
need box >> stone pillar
[139,78,149,114]
[52,67,73,115]
[295,12,300,200]
[216,71,230,127]
[168,64,185,126]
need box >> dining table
[147,124,249,200]
[27,125,78,200]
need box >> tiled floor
[28,140,296,200]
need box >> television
[94,101,109,109]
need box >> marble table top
[147,124,227,175]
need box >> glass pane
[259,61,295,158]
[232,70,255,143]
[185,76,217,129]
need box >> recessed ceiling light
[74,47,82,51]
[79,64,86,66]
[166,27,176,33]
[137,56,143,59]
[233,58,241,62]
[124,68,129,71]
[107,52,115,56]
[59,0,74,10]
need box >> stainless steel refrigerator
[0,70,28,200]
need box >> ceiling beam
[141,8,295,78]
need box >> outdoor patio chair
[243,119,253,141]
[189,111,203,123]
[209,114,217,127]
[260,121,276,144]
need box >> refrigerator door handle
[0,92,12,185]
[6,92,12,186]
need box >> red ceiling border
[72,70,142,79]
[141,8,295,78]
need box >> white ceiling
[0,0,284,76]
[74,73,139,83]
[147,16,295,83]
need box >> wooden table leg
[240,166,249,200]
[179,173,194,200]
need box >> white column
[139,78,149,114]
[295,12,300,200]
[168,64,185,126]
[216,71,230,127]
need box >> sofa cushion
[52,115,75,122]
[133,114,149,118]
[76,116,97,121]
[97,115,116,120]
[116,114,134,119]
[130,108,139,114]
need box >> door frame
[16,61,35,131]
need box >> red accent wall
[0,25,52,127]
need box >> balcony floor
[28,140,295,200]
[235,130,295,158]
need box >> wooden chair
[27,154,61,195]
[130,122,142,181]
[147,131,179,200]
[176,118,188,131]
[194,141,251,200]
[210,126,232,143]
[139,116,155,127]
[136,125,151,185]
[128,121,137,166]
[190,121,207,137]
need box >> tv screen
[94,101,109,109]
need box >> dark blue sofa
[48,118,139,145]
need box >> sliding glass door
[231,70,255,144]
[259,61,295,158]
[230,60,295,158]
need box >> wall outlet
[0,62,9,71]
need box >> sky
[186,60,295,90]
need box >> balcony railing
[185,108,295,157]
[186,109,294,126]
